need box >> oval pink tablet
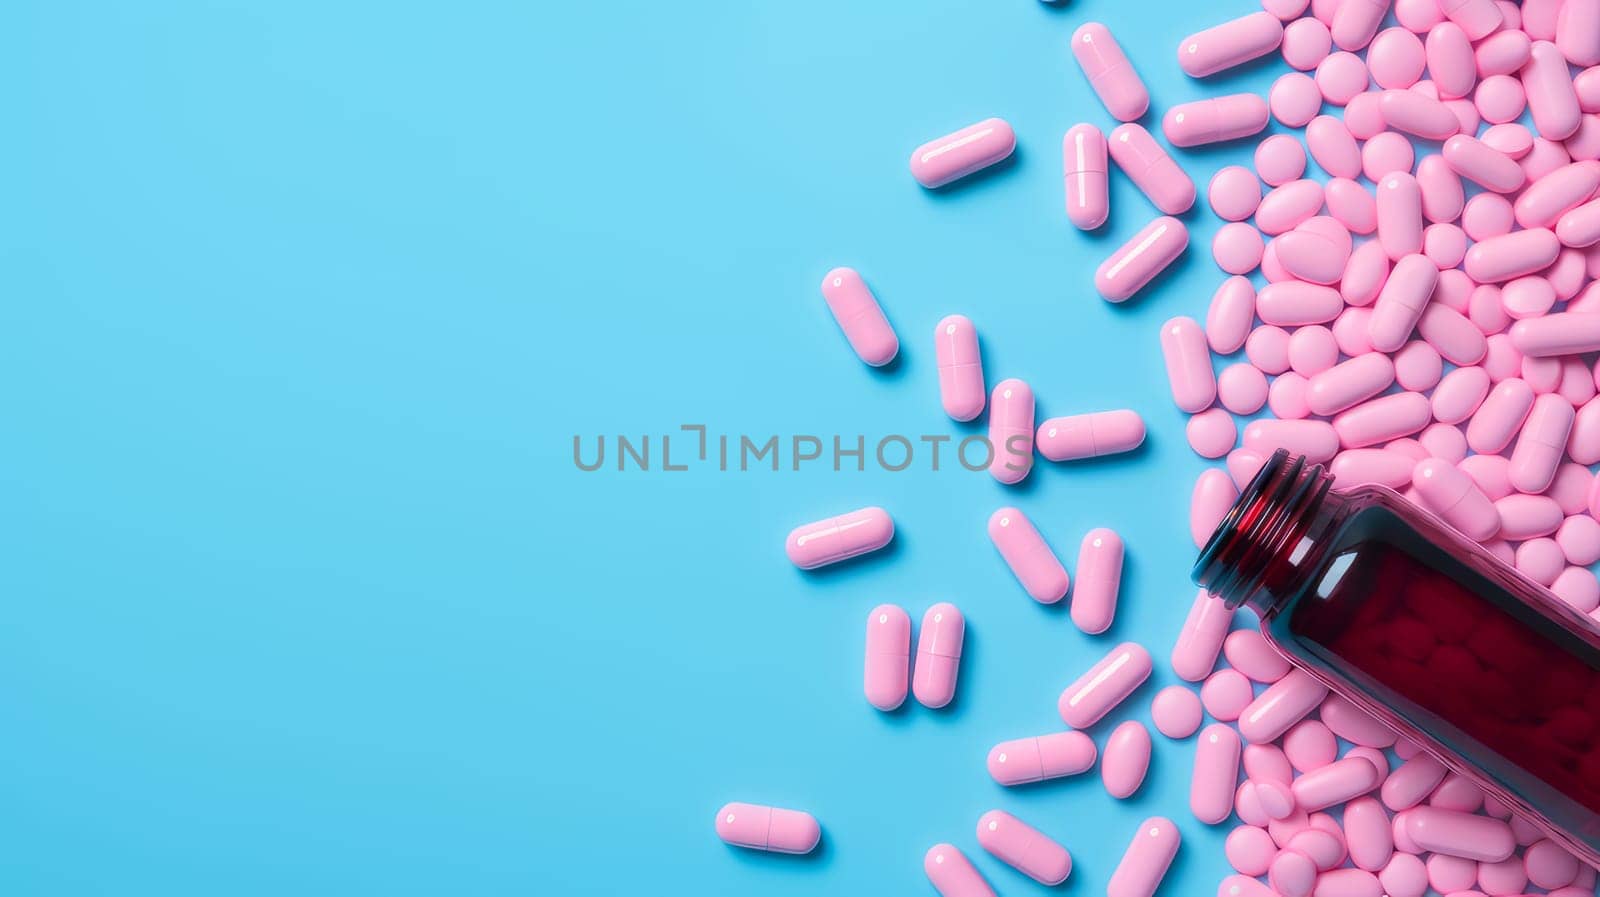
[1036,409,1146,461]
[1381,87,1459,139]
[976,810,1072,885]
[925,843,996,897]
[988,730,1097,786]
[1381,752,1447,810]
[910,118,1017,188]
[934,314,984,421]
[1308,116,1362,178]
[1059,641,1153,728]
[1072,24,1150,122]
[786,506,894,569]
[820,267,899,366]
[1097,216,1190,301]
[716,802,821,854]
[1109,817,1180,897]
[1277,219,1351,284]
[1192,723,1243,824]
[1103,720,1153,799]
[863,604,911,711]
[1427,22,1476,98]
[913,602,964,709]
[988,379,1033,484]
[1345,797,1395,871]
[1224,628,1291,683]
[1523,41,1582,140]
[1109,124,1196,215]
[1333,392,1432,448]
[1073,527,1123,634]
[1417,154,1466,222]
[1152,685,1203,738]
[1444,134,1525,192]
[988,507,1069,604]
[1258,178,1327,234]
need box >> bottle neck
[1192,450,1340,617]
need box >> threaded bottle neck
[1192,450,1335,613]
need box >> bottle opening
[1192,449,1333,610]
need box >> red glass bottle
[1193,450,1600,868]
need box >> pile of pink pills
[721,0,1600,894]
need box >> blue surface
[5,1,1313,893]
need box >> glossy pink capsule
[1240,668,1328,743]
[1036,410,1146,460]
[863,604,911,711]
[1509,393,1575,492]
[988,379,1033,484]
[1192,723,1243,824]
[785,506,894,569]
[1523,42,1582,141]
[1063,124,1109,231]
[1369,254,1437,352]
[1464,227,1562,282]
[1179,12,1285,76]
[716,803,821,854]
[1243,419,1340,463]
[1377,173,1424,260]
[910,118,1017,188]
[1404,806,1515,862]
[1172,588,1234,681]
[1380,89,1459,139]
[925,843,996,897]
[934,315,984,421]
[1208,277,1256,353]
[987,731,1097,785]
[988,507,1069,604]
[1443,134,1525,192]
[913,602,964,709]
[1103,720,1153,798]
[1440,0,1503,39]
[1293,756,1383,811]
[1509,311,1600,356]
[1330,448,1415,489]
[1073,528,1122,634]
[820,268,898,366]
[1059,641,1152,728]
[1164,95,1271,147]
[1096,216,1189,302]
[1412,458,1500,539]
[1108,125,1196,215]
[1072,24,1150,122]
[1307,353,1395,416]
[1161,316,1215,412]
[1109,818,1181,897]
[977,810,1072,885]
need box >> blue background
[6,1,1319,893]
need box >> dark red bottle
[1193,450,1600,868]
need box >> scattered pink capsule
[1412,458,1501,539]
[715,802,821,854]
[1103,720,1153,798]
[1515,161,1600,228]
[1063,124,1109,231]
[1509,392,1575,492]
[976,810,1072,885]
[1330,447,1415,489]
[1258,281,1344,326]
[1073,528,1123,634]
[1071,24,1150,122]
[1444,134,1525,192]
[863,604,911,711]
[1108,124,1196,215]
[1109,817,1180,897]
[1059,641,1152,728]
[1293,756,1383,811]
[1162,316,1216,412]
[1497,492,1565,538]
[1468,229,1563,284]
[913,603,964,709]
[1333,0,1390,52]
[1192,723,1243,824]
[1240,668,1328,743]
[1523,41,1582,141]
[1510,311,1600,356]
[1377,173,1424,260]
[987,507,1069,604]
[987,731,1097,786]
[1467,377,1536,453]
[1404,806,1515,862]
[1179,12,1286,77]
[910,118,1016,189]
[1244,418,1340,462]
[820,267,898,366]
[1097,216,1190,301]
[1173,589,1234,681]
[786,506,894,569]
[934,315,984,422]
[1332,392,1432,448]
[988,379,1034,484]
[1036,410,1146,461]
[1165,94,1271,146]
[925,843,996,897]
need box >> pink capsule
[1376,173,1424,260]
[1315,868,1382,897]
[1059,641,1152,728]
[786,506,894,569]
[1465,227,1562,282]
[1103,720,1153,799]
[1368,254,1437,352]
[1258,179,1327,234]
[1165,94,1271,147]
[1466,378,1536,454]
[820,267,898,366]
[1417,305,1485,366]
[1108,124,1196,215]
[1097,216,1190,301]
[1412,458,1500,539]
[1307,354,1395,416]
[1192,723,1243,824]
[1240,668,1328,743]
[988,730,1097,786]
[1244,419,1340,462]
[1510,311,1600,357]
[1073,528,1123,634]
[1061,124,1110,231]
[1381,88,1460,139]
[1172,589,1234,681]
[988,379,1033,484]
[1331,448,1415,489]
[1517,161,1600,230]
[716,802,821,854]
[1258,282,1344,326]
[1557,197,1600,247]
[910,118,1017,189]
[1110,817,1181,897]
[1430,367,1490,424]
[1498,492,1565,538]
[976,810,1072,885]
[933,315,985,421]
[1404,806,1515,862]
[1382,753,1447,810]
[1439,0,1502,38]
[925,843,996,897]
[1222,874,1284,897]
[1508,393,1575,492]
[1417,155,1466,223]
[1161,316,1216,412]
[1292,756,1383,811]
[863,604,911,711]
[1179,12,1286,77]
[1443,134,1525,192]
[913,602,964,709]
[1071,24,1150,122]
[1334,392,1431,449]
[988,507,1069,604]
[1331,0,1388,51]
[1036,409,1146,461]
[1523,41,1582,141]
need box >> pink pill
[1193,468,1240,546]
[1103,721,1153,798]
[1036,409,1146,462]
[1333,0,1390,52]
[1468,284,1511,334]
[988,379,1034,484]
[1516,536,1565,584]
[1573,397,1600,462]
[1525,136,1576,183]
[1285,719,1338,771]
[1511,310,1600,357]
[1417,154,1465,222]
[1227,825,1277,875]
[1244,743,1294,784]
[1428,773,1483,812]
[1418,422,1467,462]
[1417,304,1485,365]
[1247,325,1293,374]
[1558,196,1600,247]
[1108,124,1196,215]
[1344,91,1387,138]
[988,507,1069,604]
[1241,668,1328,743]
[925,843,996,897]
[1211,166,1264,221]
[1162,316,1216,412]
[1565,112,1600,159]
[910,118,1016,189]
[1423,222,1467,267]
[1331,447,1417,489]
[1387,89,1461,141]
[1166,94,1271,147]
[1317,51,1371,104]
[1476,73,1527,123]
[1413,457,1500,539]
[1337,244,1387,309]
[1244,418,1340,462]
[1214,223,1265,274]
[1526,839,1581,889]
[1272,73,1326,127]
[1396,0,1446,31]
[1294,756,1383,811]
[1548,247,1590,297]
[1508,393,1574,492]
[913,602,964,709]
[1555,566,1600,611]
[1443,135,1524,194]
[1152,685,1204,738]
[1221,875,1281,897]
[1502,275,1557,319]
[1272,848,1319,897]
[1202,669,1255,721]
[1063,124,1110,231]
[1460,453,1514,498]
[1072,527,1124,634]
[863,604,911,711]
[1072,24,1150,122]
[1289,326,1339,377]
[1109,818,1180,897]
[1558,514,1600,564]
[1258,178,1328,234]
[1335,307,1378,355]
[1269,372,1313,419]
[1315,869,1382,897]
[1481,122,1534,157]
[1377,174,1424,261]
[716,802,821,854]
[977,810,1072,885]
[1173,589,1234,681]
[1284,18,1334,69]
[1323,693,1398,746]
[1364,132,1416,182]
[1192,723,1243,824]
[1189,408,1239,459]
[1440,0,1503,38]
[1465,228,1562,282]
[987,730,1097,786]
[1291,828,1347,872]
[1307,116,1362,180]
[934,315,985,421]
[1369,28,1426,88]
[1581,66,1600,112]
[1224,629,1291,683]
[1180,12,1286,77]
[1381,854,1429,897]
[1546,462,1593,512]
[1517,161,1600,229]
[1426,22,1476,98]
[1258,282,1343,326]
[1369,258,1436,355]
[1059,641,1152,727]
[1524,41,1583,141]
[1482,332,1524,380]
[1382,753,1447,810]
[1097,216,1190,302]
[786,506,894,569]
[820,267,898,366]
[1280,220,1352,286]
[1344,797,1395,871]
[1405,806,1514,862]
[1434,267,1473,312]
[1256,135,1309,186]
[1257,778,1297,818]
[1498,492,1565,538]
[1219,364,1270,414]
[1478,856,1528,896]
[1463,194,1515,241]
